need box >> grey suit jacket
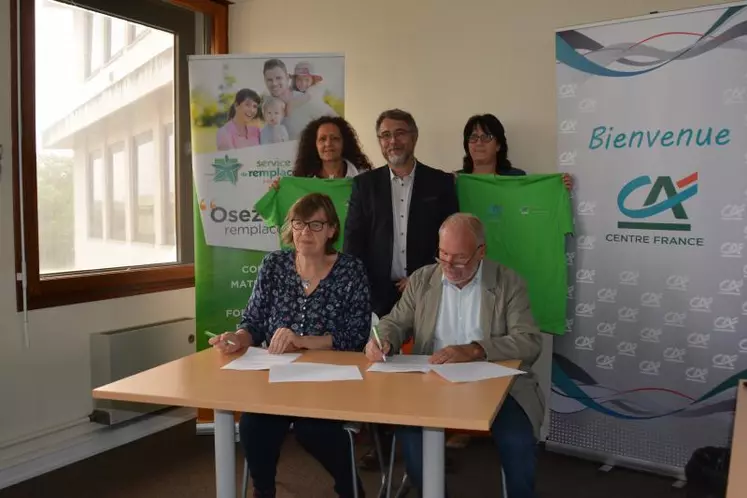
[376,259,545,438]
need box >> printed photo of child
[215,88,262,151]
[260,96,290,144]
[287,60,338,129]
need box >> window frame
[162,122,177,247]
[12,0,230,311]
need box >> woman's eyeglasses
[468,133,495,144]
[291,219,326,232]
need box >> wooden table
[727,380,747,498]
[93,348,520,498]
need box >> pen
[371,325,387,362]
[205,330,237,347]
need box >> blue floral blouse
[238,250,372,351]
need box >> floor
[0,421,694,498]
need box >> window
[88,13,106,74]
[109,143,127,242]
[132,22,149,40]
[110,17,129,57]
[13,0,229,310]
[134,132,156,244]
[89,152,104,239]
[164,123,176,246]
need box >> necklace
[296,256,315,291]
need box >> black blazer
[343,163,459,317]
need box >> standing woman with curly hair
[293,116,373,178]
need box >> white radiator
[90,317,196,425]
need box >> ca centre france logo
[640,328,662,343]
[617,173,698,231]
[666,275,689,292]
[210,155,243,185]
[663,347,686,363]
[597,322,616,337]
[687,332,710,349]
[596,355,615,370]
[664,311,687,328]
[686,367,708,383]
[721,204,745,221]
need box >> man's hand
[268,328,302,354]
[429,344,484,364]
[365,338,391,362]
[396,278,409,293]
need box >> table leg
[214,409,236,498]
[422,427,445,498]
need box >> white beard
[387,152,410,167]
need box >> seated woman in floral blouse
[208,192,371,498]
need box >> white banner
[188,53,345,251]
[551,4,747,472]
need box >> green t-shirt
[456,173,573,335]
[254,177,353,251]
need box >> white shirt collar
[344,159,359,178]
[389,159,418,181]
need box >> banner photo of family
[188,53,345,353]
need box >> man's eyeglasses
[468,133,495,144]
[378,129,411,142]
[291,219,326,232]
[435,244,484,269]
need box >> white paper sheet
[431,362,525,383]
[367,354,433,373]
[268,363,363,383]
[221,347,301,371]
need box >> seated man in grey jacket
[365,213,544,498]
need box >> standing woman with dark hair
[216,88,262,151]
[294,116,373,178]
[459,113,573,189]
[270,116,373,189]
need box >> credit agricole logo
[606,172,704,248]
[617,172,698,231]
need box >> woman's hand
[270,178,280,190]
[268,327,302,354]
[208,331,243,355]
[562,173,574,191]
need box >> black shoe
[359,447,385,471]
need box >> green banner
[188,53,346,349]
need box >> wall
[229,0,733,173]
[0,0,736,450]
[0,0,195,446]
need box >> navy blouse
[238,250,371,352]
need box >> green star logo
[211,155,242,185]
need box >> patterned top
[238,250,371,351]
